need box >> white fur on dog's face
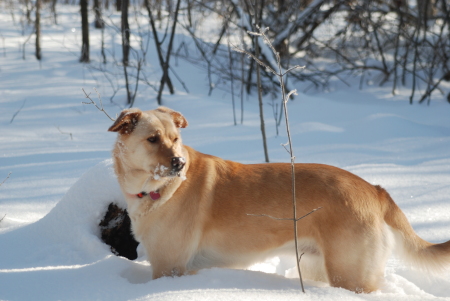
[109,107,188,195]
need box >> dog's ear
[156,107,188,129]
[108,108,142,134]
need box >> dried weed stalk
[235,27,322,293]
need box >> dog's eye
[147,136,158,143]
[173,138,179,143]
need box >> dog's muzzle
[171,157,186,173]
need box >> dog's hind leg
[321,225,392,293]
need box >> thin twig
[169,65,189,93]
[283,66,304,77]
[0,172,12,187]
[82,88,116,121]
[0,171,10,223]
[55,126,73,140]
[298,252,305,266]
[232,44,277,76]
[10,99,26,124]
[247,207,323,222]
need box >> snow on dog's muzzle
[171,157,186,174]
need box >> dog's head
[108,107,188,193]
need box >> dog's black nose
[171,157,186,171]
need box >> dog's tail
[380,186,450,273]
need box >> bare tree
[121,0,130,66]
[35,0,41,60]
[93,0,105,29]
[172,0,449,106]
[251,0,269,163]
[51,0,58,24]
[142,0,182,104]
[115,0,122,11]
[80,0,90,62]
[158,0,181,104]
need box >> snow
[1,4,450,301]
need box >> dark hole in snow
[99,203,139,260]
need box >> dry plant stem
[0,171,8,222]
[253,2,269,163]
[247,207,322,221]
[227,40,237,126]
[261,27,304,293]
[0,171,10,223]
[10,99,26,124]
[282,87,304,293]
[0,172,12,187]
[233,27,308,293]
[56,126,73,140]
[82,88,116,121]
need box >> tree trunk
[121,0,130,67]
[51,0,58,24]
[94,0,104,29]
[156,0,181,104]
[80,0,90,62]
[35,0,42,60]
[25,0,32,24]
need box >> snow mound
[0,160,124,270]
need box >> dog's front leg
[152,264,187,279]
[145,240,195,280]
[150,256,199,279]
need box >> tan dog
[108,106,450,293]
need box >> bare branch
[247,213,293,221]
[82,88,116,121]
[231,44,277,76]
[169,65,189,93]
[298,252,305,266]
[247,207,323,222]
[284,89,298,104]
[55,126,73,140]
[283,66,304,77]
[0,172,12,187]
[281,141,290,154]
[10,99,26,124]
[295,207,322,221]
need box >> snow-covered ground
[1,4,450,300]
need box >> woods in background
[4,0,450,106]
